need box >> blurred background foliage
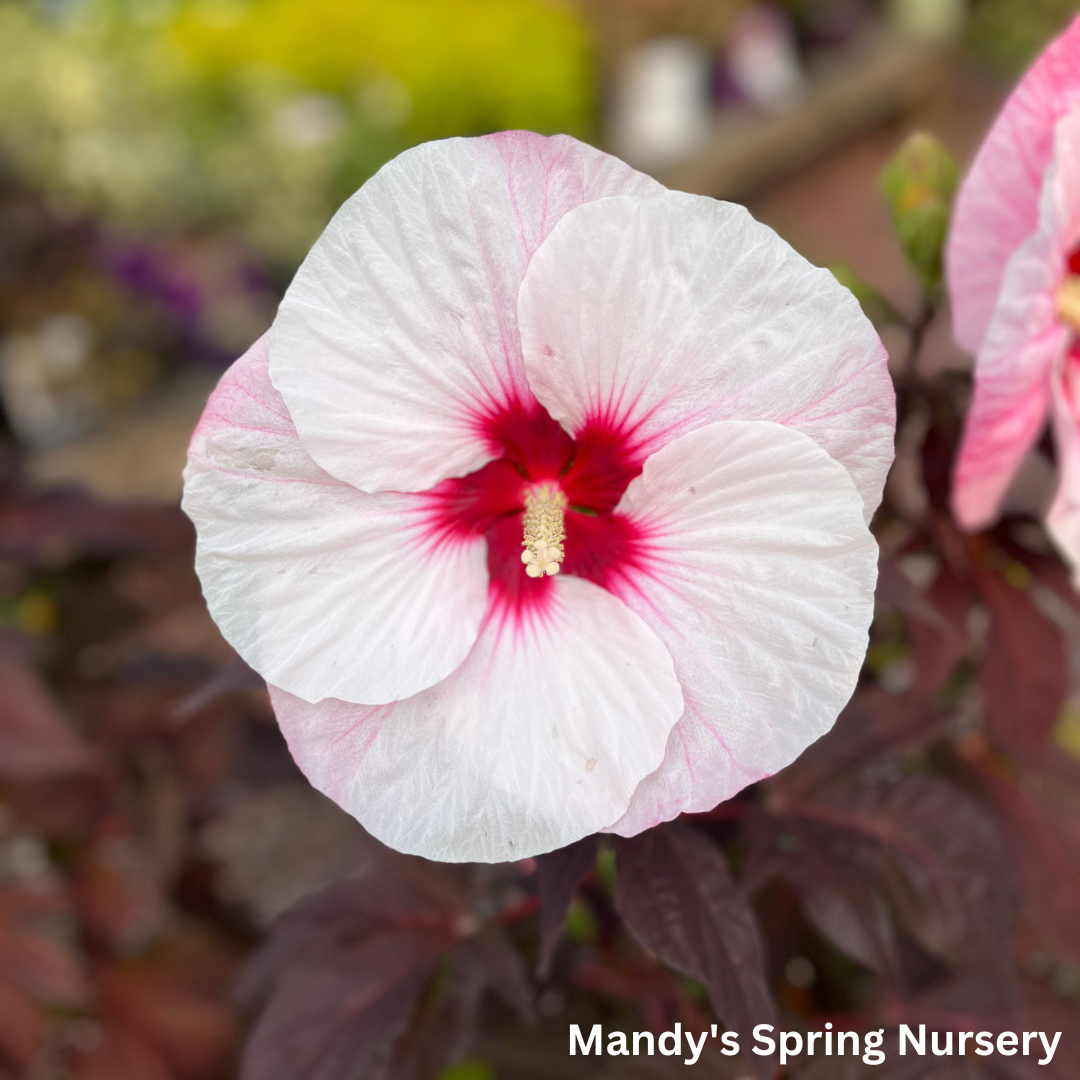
[0,0,594,266]
[1,0,1078,270]
[967,0,1080,71]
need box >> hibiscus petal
[269,576,684,862]
[600,421,877,835]
[518,192,893,524]
[947,15,1080,356]
[1047,371,1080,583]
[270,132,662,493]
[182,335,488,705]
[952,108,1080,531]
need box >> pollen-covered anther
[1057,275,1080,332]
[521,482,568,578]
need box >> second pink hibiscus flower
[948,16,1080,568]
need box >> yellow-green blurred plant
[968,0,1080,73]
[880,132,958,293]
[171,0,594,145]
[0,0,595,267]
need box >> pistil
[521,483,567,578]
[1057,275,1080,332]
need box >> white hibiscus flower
[182,132,894,863]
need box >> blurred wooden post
[660,29,950,199]
[576,0,951,198]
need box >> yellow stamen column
[1057,275,1080,332]
[521,483,567,578]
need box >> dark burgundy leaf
[238,853,466,1010]
[388,926,533,1080]
[769,689,943,804]
[784,776,1014,1011]
[470,924,534,1023]
[97,952,242,1080]
[535,834,598,976]
[907,564,971,698]
[1013,973,1080,1080]
[0,883,91,1008]
[201,781,367,926]
[0,978,42,1068]
[876,555,953,635]
[741,810,899,980]
[571,947,713,1037]
[596,1043,748,1080]
[1011,541,1079,611]
[613,822,775,1070]
[970,751,1080,963]
[238,847,470,1080]
[168,655,264,726]
[385,944,489,1080]
[796,1026,1044,1079]
[797,1057,867,1080]
[803,1058,996,1080]
[877,1058,1034,1080]
[74,819,171,954]
[72,1019,173,1080]
[241,932,445,1080]
[0,482,194,565]
[0,655,100,779]
[975,567,1067,762]
[921,411,961,515]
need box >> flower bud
[880,132,958,290]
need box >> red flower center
[422,399,651,613]
[1059,245,1080,409]
[1065,244,1080,363]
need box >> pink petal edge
[946,15,1080,356]
[182,334,490,706]
[601,421,877,835]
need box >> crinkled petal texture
[271,132,662,494]
[947,14,1080,355]
[270,577,684,863]
[184,134,892,862]
[519,193,894,524]
[182,335,489,705]
[952,107,1080,531]
[602,421,878,836]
